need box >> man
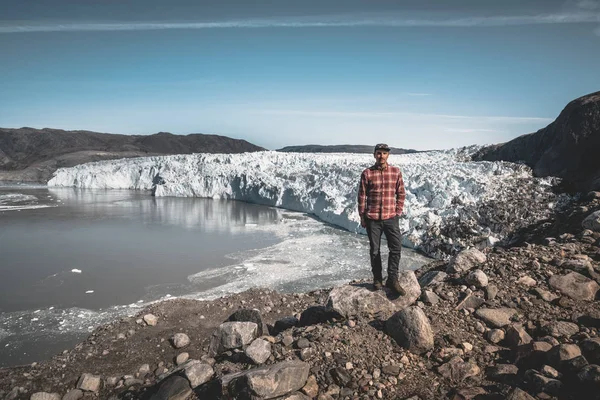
[358,143,406,294]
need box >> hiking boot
[385,278,406,296]
[373,279,383,291]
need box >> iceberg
[48,147,563,257]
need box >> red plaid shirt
[358,164,406,220]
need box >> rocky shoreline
[1,193,600,400]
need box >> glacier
[48,148,564,258]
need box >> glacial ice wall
[48,149,559,257]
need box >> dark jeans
[366,216,402,282]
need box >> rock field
[1,192,600,400]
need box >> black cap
[374,143,391,152]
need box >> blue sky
[1,0,599,150]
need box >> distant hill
[472,91,600,192]
[277,144,419,154]
[0,128,265,183]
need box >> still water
[0,186,430,367]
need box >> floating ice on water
[71,269,82,273]
[85,290,94,294]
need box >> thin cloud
[251,109,553,123]
[404,92,432,97]
[1,12,600,33]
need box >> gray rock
[296,338,310,349]
[486,364,519,380]
[225,360,310,399]
[446,248,486,274]
[421,290,440,305]
[385,306,434,354]
[549,271,599,301]
[227,308,266,336]
[417,271,447,287]
[282,335,294,347]
[175,352,189,366]
[525,370,562,395]
[517,276,536,287]
[465,269,488,288]
[389,271,421,310]
[208,321,258,357]
[582,210,600,231]
[455,294,484,311]
[183,362,214,388]
[31,394,61,400]
[475,307,517,328]
[505,388,535,400]
[326,285,396,318]
[578,364,600,384]
[505,325,533,348]
[541,365,560,379]
[541,321,579,338]
[150,375,192,400]
[245,338,272,364]
[61,389,83,400]
[170,333,190,349]
[532,288,558,302]
[298,306,341,327]
[581,338,600,364]
[547,344,582,367]
[486,329,505,344]
[484,285,498,300]
[436,356,480,382]
[76,373,101,392]
[143,314,158,326]
[279,393,311,400]
[273,316,299,334]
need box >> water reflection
[45,188,283,234]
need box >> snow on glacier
[48,148,557,255]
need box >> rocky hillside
[473,91,600,192]
[0,128,265,183]
[1,193,600,399]
[277,145,418,154]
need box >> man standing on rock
[358,143,406,295]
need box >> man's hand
[360,215,366,228]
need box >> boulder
[532,288,558,302]
[389,271,421,309]
[465,269,488,288]
[505,388,535,400]
[436,356,480,382]
[486,364,519,381]
[326,285,396,318]
[298,306,341,326]
[524,370,562,396]
[183,362,214,388]
[421,290,441,305]
[517,276,537,287]
[30,394,60,400]
[225,360,310,399]
[418,270,448,287]
[505,325,533,348]
[150,375,192,400]
[245,338,272,365]
[486,329,505,344]
[578,364,600,384]
[170,333,190,349]
[143,314,158,326]
[385,306,434,354]
[549,271,599,301]
[208,321,259,357]
[583,211,600,231]
[541,321,579,338]
[273,316,299,334]
[76,374,101,392]
[547,344,582,367]
[475,307,517,328]
[455,294,484,311]
[446,248,487,274]
[61,389,83,400]
[227,309,266,336]
[581,338,600,364]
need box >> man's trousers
[365,216,403,281]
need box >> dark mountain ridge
[473,91,600,192]
[277,144,419,154]
[0,128,265,183]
